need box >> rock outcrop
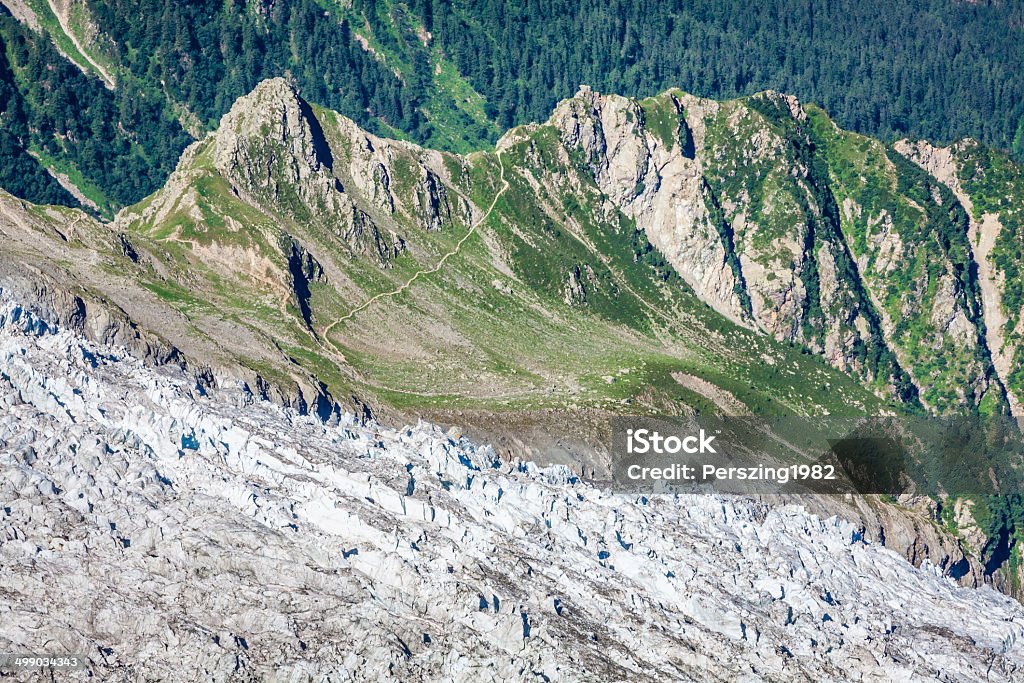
[896,138,1021,414]
[549,87,748,326]
[537,86,1006,411]
[213,78,344,212]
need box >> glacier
[1,293,1023,682]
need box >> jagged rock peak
[212,77,338,196]
[216,77,314,145]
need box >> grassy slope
[331,0,501,153]
[115,90,894,420]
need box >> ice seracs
[1,292,1023,681]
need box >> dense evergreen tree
[0,39,75,206]
[401,0,1024,157]
[87,0,424,135]
[0,11,190,213]
[3,0,1024,212]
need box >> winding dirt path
[46,0,116,89]
[322,152,508,338]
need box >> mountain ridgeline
[2,77,1023,423]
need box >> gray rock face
[213,77,343,209]
[543,88,901,394]
[549,88,748,327]
[538,86,1006,409]
[2,295,1023,682]
[416,168,454,232]
[895,138,1020,415]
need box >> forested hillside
[0,10,189,213]
[2,0,1024,214]
[406,0,1024,152]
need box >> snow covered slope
[2,293,1023,682]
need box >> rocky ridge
[532,86,1010,411]
[13,77,1018,417]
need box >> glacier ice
[1,295,1023,681]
